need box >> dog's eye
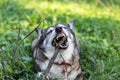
[47,30,53,34]
[47,28,54,34]
[63,27,67,29]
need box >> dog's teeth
[60,44,65,48]
[53,33,68,48]
[56,43,59,46]
[59,40,63,44]
[63,37,65,41]
[57,36,59,40]
[57,35,60,40]
[53,42,55,46]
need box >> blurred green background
[0,0,120,80]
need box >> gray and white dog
[32,21,83,80]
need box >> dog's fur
[32,21,83,80]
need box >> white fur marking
[57,24,66,27]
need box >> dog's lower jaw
[59,41,69,49]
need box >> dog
[32,21,83,80]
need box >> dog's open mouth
[52,33,68,49]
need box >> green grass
[0,0,120,80]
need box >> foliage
[0,0,120,80]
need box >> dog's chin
[52,33,69,49]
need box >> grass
[0,0,120,80]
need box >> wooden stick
[20,16,47,42]
[44,48,60,76]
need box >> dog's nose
[55,27,62,33]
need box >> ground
[0,0,120,80]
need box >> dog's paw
[45,75,51,80]
[37,72,51,80]
[37,72,44,78]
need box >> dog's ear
[68,20,76,30]
[35,28,42,39]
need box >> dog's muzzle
[52,27,69,49]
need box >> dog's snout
[55,27,62,33]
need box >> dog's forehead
[55,24,66,27]
[45,23,67,31]
[45,26,54,31]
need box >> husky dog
[32,21,83,80]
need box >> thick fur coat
[32,21,83,80]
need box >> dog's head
[36,21,76,49]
